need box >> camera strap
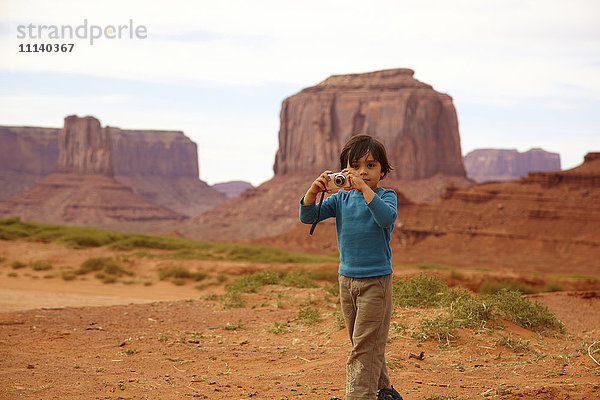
[309,190,326,235]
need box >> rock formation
[0,116,225,216]
[109,126,225,216]
[464,148,561,183]
[0,126,59,199]
[57,115,114,175]
[273,68,466,180]
[0,115,186,225]
[211,181,253,199]
[177,69,474,240]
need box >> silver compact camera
[326,172,351,191]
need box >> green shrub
[171,278,186,286]
[497,333,530,352]
[95,273,118,284]
[61,271,77,281]
[0,217,21,225]
[393,274,447,307]
[159,266,192,280]
[110,235,193,251]
[222,292,245,309]
[479,279,538,295]
[226,270,286,294]
[297,306,321,326]
[0,217,30,240]
[486,289,565,333]
[283,270,318,288]
[412,315,460,344]
[77,257,132,280]
[440,287,490,327]
[393,275,564,342]
[10,261,26,269]
[31,260,53,271]
[77,257,111,274]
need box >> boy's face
[346,152,384,190]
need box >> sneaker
[377,385,403,400]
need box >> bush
[77,257,114,274]
[393,274,447,307]
[159,266,192,280]
[297,307,321,325]
[486,289,565,333]
[61,271,77,281]
[393,275,564,342]
[0,217,30,240]
[31,260,53,271]
[226,270,286,294]
[77,257,132,279]
[110,235,193,251]
[440,287,490,327]
[10,261,26,269]
[497,333,530,352]
[283,270,318,288]
[479,279,538,295]
[412,315,460,344]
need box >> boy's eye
[368,163,375,167]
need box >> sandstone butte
[274,68,466,180]
[0,116,225,217]
[257,153,600,276]
[178,68,474,240]
[0,115,225,226]
[464,148,561,183]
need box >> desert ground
[1,238,599,400]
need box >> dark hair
[340,135,393,179]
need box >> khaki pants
[338,273,393,400]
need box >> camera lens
[334,175,346,186]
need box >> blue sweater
[300,187,397,278]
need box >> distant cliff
[0,126,60,199]
[0,115,186,225]
[211,181,253,199]
[464,148,561,183]
[0,116,225,216]
[273,68,466,180]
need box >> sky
[1,0,599,186]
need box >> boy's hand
[342,168,376,203]
[342,168,369,193]
[302,171,332,205]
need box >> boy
[299,135,403,400]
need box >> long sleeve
[299,193,338,224]
[366,189,397,228]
